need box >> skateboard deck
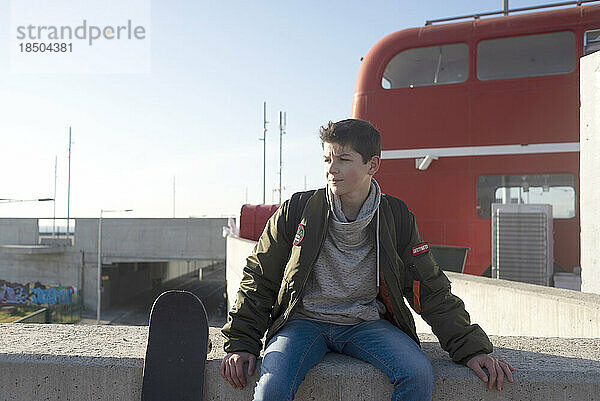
[141,290,210,401]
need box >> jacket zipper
[370,220,403,327]
[380,243,420,344]
[380,246,403,315]
[270,208,330,335]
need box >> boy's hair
[319,119,381,164]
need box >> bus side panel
[470,77,579,146]
[377,158,482,274]
[364,87,471,150]
[376,153,579,275]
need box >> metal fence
[47,300,82,323]
[13,308,47,323]
[12,300,82,324]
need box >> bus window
[584,29,600,56]
[382,43,468,89]
[477,31,575,80]
[476,174,576,218]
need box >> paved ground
[78,262,227,327]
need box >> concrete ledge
[0,244,68,254]
[1,324,599,400]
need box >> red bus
[353,1,600,276]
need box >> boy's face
[323,142,380,201]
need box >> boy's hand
[466,354,515,391]
[220,352,256,389]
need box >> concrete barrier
[226,235,256,311]
[226,236,600,338]
[0,219,39,245]
[412,272,600,338]
[1,324,598,400]
[581,50,600,295]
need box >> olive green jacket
[222,189,493,365]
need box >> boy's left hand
[466,354,515,391]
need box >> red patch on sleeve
[412,243,429,257]
[293,224,305,246]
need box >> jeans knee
[415,358,434,388]
[412,357,434,385]
[253,372,295,401]
[391,357,434,396]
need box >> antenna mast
[260,102,268,204]
[278,111,286,204]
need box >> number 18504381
[19,42,72,52]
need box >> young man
[221,119,515,400]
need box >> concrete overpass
[0,217,228,312]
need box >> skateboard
[141,290,211,401]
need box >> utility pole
[66,127,72,238]
[96,210,103,323]
[260,101,268,204]
[503,0,509,15]
[278,111,286,204]
[53,156,57,237]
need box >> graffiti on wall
[0,280,77,305]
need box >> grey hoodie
[292,178,385,325]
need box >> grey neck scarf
[327,178,381,248]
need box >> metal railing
[13,308,47,323]
[38,217,76,238]
[47,300,82,323]
[11,301,82,324]
[426,0,600,25]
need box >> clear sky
[0,0,555,222]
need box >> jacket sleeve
[401,212,493,365]
[221,200,293,357]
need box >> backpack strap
[383,194,412,259]
[286,190,316,242]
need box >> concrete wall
[75,218,227,262]
[411,272,600,338]
[0,219,38,245]
[0,219,82,307]
[581,50,600,295]
[0,249,82,290]
[226,236,256,311]
[225,236,600,338]
[1,324,599,401]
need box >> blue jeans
[253,318,434,401]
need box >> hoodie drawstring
[376,206,380,289]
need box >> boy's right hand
[220,352,256,389]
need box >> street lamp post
[97,208,133,324]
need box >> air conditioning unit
[491,203,553,286]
